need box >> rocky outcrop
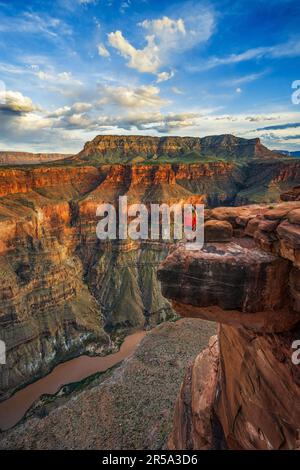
[158,201,300,450]
[76,134,282,163]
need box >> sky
[0,0,300,153]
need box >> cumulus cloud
[98,84,169,108]
[48,102,92,118]
[108,8,215,78]
[0,90,37,113]
[108,30,161,73]
[61,113,94,129]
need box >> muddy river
[0,330,146,431]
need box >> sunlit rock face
[158,201,300,450]
[75,134,280,162]
[0,134,299,399]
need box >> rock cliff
[74,134,282,164]
[0,134,299,399]
[158,201,300,450]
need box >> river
[0,330,146,431]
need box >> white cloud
[236,87,242,93]
[120,1,131,13]
[0,12,72,38]
[48,102,92,118]
[108,30,161,73]
[0,90,37,113]
[65,113,93,128]
[98,84,169,109]
[97,43,110,58]
[223,71,267,87]
[140,16,186,43]
[95,111,202,133]
[108,8,215,77]
[36,70,82,85]
[195,39,300,71]
[156,71,174,83]
[171,86,184,95]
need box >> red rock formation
[158,200,300,450]
[76,134,281,161]
[0,134,299,399]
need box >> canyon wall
[0,134,299,399]
[158,201,300,450]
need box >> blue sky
[0,0,300,152]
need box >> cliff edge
[158,200,300,450]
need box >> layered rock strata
[0,134,299,398]
[158,201,300,450]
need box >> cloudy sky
[0,0,300,153]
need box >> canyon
[0,318,216,449]
[0,134,299,449]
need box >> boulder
[158,243,290,313]
[204,220,233,242]
[245,217,261,236]
[277,220,300,249]
[210,205,267,228]
[264,207,290,220]
[258,219,279,232]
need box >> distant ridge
[0,151,72,166]
[273,149,300,158]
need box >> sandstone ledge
[158,201,300,450]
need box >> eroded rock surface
[0,135,299,398]
[158,201,300,450]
